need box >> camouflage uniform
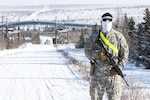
[84,26,129,100]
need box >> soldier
[84,12,129,100]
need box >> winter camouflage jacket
[84,27,129,71]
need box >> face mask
[101,20,112,33]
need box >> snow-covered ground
[0,4,150,100]
[0,43,90,100]
[0,36,149,100]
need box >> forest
[118,8,150,69]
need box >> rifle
[97,38,129,87]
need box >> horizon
[0,0,150,6]
[0,3,150,7]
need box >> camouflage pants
[90,74,122,100]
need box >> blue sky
[0,0,149,6]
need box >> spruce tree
[122,13,137,59]
[142,8,150,55]
[128,17,135,31]
[123,13,129,30]
[76,29,85,48]
[136,8,150,68]
[143,8,150,30]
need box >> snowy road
[0,45,90,100]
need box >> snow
[0,36,149,100]
[0,42,90,100]
[1,5,150,25]
[0,4,150,100]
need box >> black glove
[110,67,118,76]
[90,60,95,65]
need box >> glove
[90,60,95,65]
[99,52,108,62]
[110,68,118,76]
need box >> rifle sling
[99,31,119,54]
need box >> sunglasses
[102,18,113,22]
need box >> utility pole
[5,18,9,49]
[67,29,70,43]
[67,15,70,43]
[18,17,21,47]
[1,16,5,49]
[5,18,8,38]
[1,16,4,35]
[18,26,21,47]
[55,16,58,45]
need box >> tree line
[117,8,150,69]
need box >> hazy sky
[0,0,150,6]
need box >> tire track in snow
[0,45,90,100]
[39,52,66,100]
